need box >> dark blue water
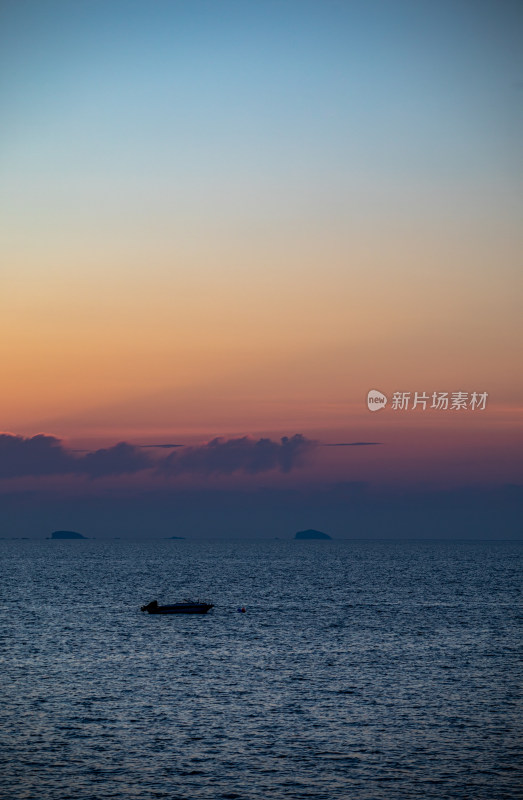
[0,540,521,800]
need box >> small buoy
[237,606,246,613]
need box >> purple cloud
[0,432,318,479]
[322,442,382,446]
[158,435,318,475]
[0,433,73,478]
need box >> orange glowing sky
[1,1,522,489]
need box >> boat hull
[141,601,213,614]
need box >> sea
[0,539,521,800]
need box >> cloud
[0,432,317,479]
[78,442,152,477]
[0,433,73,478]
[0,433,152,479]
[322,442,382,446]
[158,434,318,475]
[138,444,184,449]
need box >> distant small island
[295,529,332,540]
[49,530,86,540]
[165,536,186,540]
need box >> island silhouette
[49,530,86,540]
[295,529,331,540]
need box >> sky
[0,0,522,537]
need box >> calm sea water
[0,539,521,800]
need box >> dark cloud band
[158,435,316,476]
[322,442,381,446]
[0,433,317,479]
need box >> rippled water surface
[0,539,521,799]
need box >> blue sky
[2,0,521,224]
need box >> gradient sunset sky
[1,0,522,531]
